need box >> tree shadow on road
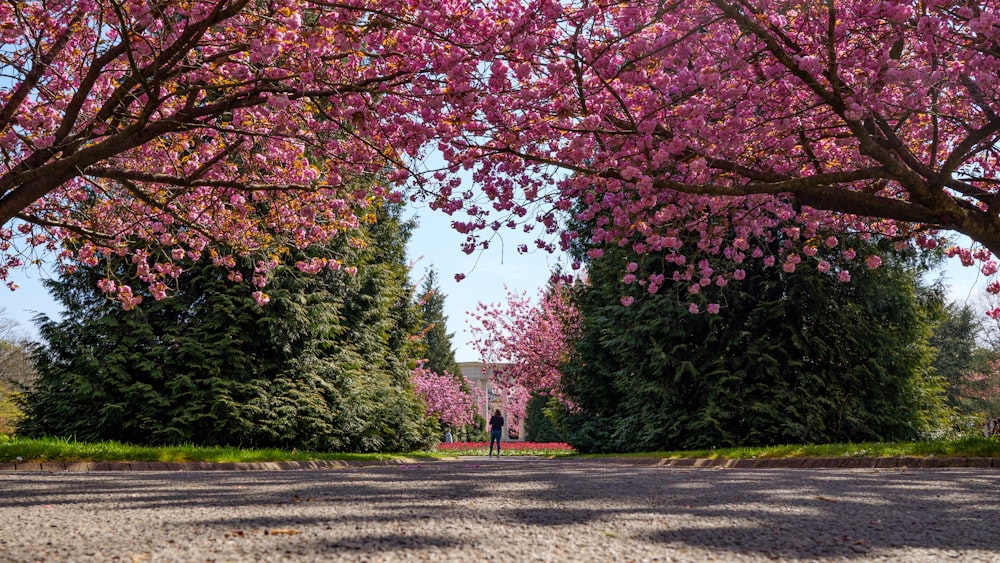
[2,461,998,560]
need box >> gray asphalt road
[1,459,999,562]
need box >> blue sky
[2,211,991,361]
[405,205,568,360]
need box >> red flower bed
[435,441,575,456]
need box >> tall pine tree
[416,268,462,376]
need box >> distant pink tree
[468,283,580,428]
[410,365,485,429]
[959,360,1000,407]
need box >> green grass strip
[3,435,999,464]
[0,435,429,464]
[584,435,1000,460]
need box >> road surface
[1,459,998,561]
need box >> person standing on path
[488,409,504,457]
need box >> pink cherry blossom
[4,0,1000,311]
[0,0,536,301]
[419,0,1000,303]
[410,365,485,428]
[468,283,580,427]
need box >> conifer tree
[416,268,463,377]
[559,232,950,453]
[18,205,436,452]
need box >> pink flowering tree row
[4,1,1000,313]
[467,283,580,430]
[410,364,486,430]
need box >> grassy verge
[3,434,999,464]
[0,435,429,464]
[586,435,1000,460]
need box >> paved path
[2,459,999,562]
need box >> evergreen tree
[416,268,462,376]
[17,205,436,452]
[929,303,982,411]
[559,233,949,453]
[523,392,566,443]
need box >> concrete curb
[1,456,999,472]
[0,459,359,472]
[592,456,1000,469]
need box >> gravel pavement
[2,458,999,562]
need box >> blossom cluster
[410,365,485,428]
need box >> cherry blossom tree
[7,1,1000,311]
[0,0,515,303]
[468,283,580,428]
[410,364,485,429]
[432,1,1000,297]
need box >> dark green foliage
[559,236,949,453]
[454,419,488,442]
[17,206,436,452]
[523,392,565,442]
[928,302,987,410]
[416,268,462,377]
[929,302,978,398]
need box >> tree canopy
[438,1,1000,288]
[2,1,1000,302]
[0,0,495,297]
